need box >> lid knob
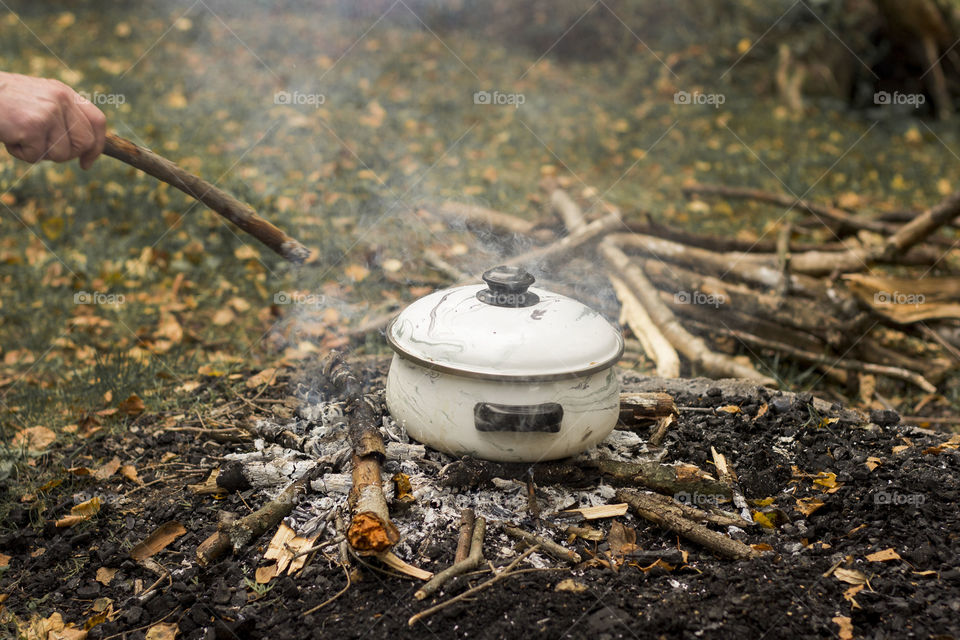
[477,265,540,307]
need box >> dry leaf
[392,472,415,504]
[813,472,838,489]
[607,521,638,557]
[555,578,588,593]
[96,567,117,586]
[117,394,145,416]
[752,511,775,529]
[13,425,57,451]
[795,498,826,517]
[864,457,883,471]
[0,553,10,567]
[212,308,236,326]
[119,465,142,484]
[255,563,278,584]
[246,367,278,389]
[145,622,179,640]
[866,548,901,562]
[344,264,370,281]
[751,543,774,552]
[56,497,101,527]
[716,405,741,414]
[234,245,260,261]
[843,583,865,609]
[188,469,224,496]
[833,616,853,640]
[130,521,187,561]
[94,457,121,481]
[834,567,868,585]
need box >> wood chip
[130,521,187,561]
[377,551,433,580]
[563,503,629,520]
[866,548,901,562]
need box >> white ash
[229,405,662,566]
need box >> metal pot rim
[385,317,624,382]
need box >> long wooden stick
[609,274,680,378]
[617,489,758,561]
[104,133,310,263]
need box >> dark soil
[2,367,959,640]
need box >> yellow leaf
[752,511,775,529]
[753,497,775,507]
[13,425,57,451]
[813,472,838,489]
[119,464,142,485]
[716,405,741,414]
[843,583,864,609]
[234,245,261,261]
[94,456,121,480]
[866,548,901,562]
[130,521,187,562]
[212,308,236,326]
[864,457,883,471]
[344,264,370,281]
[56,497,101,527]
[833,616,853,640]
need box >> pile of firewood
[352,178,960,411]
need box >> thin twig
[408,545,540,626]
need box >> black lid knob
[477,265,539,307]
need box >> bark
[104,134,309,263]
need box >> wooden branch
[196,463,323,565]
[882,189,960,258]
[439,457,733,500]
[454,508,476,564]
[415,517,486,600]
[428,201,553,242]
[104,133,309,263]
[550,189,586,233]
[609,274,680,378]
[617,489,759,560]
[682,318,937,393]
[648,414,675,447]
[503,525,581,564]
[682,182,894,235]
[600,240,776,385]
[323,352,400,554]
[408,546,540,627]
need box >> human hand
[0,71,107,169]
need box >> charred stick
[454,509,476,564]
[503,525,581,564]
[197,463,323,565]
[617,489,759,561]
[415,517,486,600]
[103,133,309,263]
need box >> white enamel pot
[385,265,624,463]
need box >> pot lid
[386,266,624,380]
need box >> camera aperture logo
[473,90,525,109]
[674,290,725,308]
[674,90,725,108]
[74,291,124,306]
[874,291,925,306]
[76,91,126,106]
[874,91,925,108]
[874,491,925,506]
[274,90,325,107]
[274,291,326,306]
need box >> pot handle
[474,402,563,433]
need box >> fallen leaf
[13,425,57,451]
[795,498,825,517]
[234,245,260,261]
[130,521,187,561]
[212,308,236,326]
[96,567,117,585]
[0,553,10,567]
[119,465,142,484]
[117,394,145,416]
[864,457,883,471]
[255,563,278,584]
[866,548,901,562]
[145,622,179,640]
[834,567,868,585]
[56,497,101,527]
[843,583,864,609]
[344,263,370,281]
[392,472,414,504]
[716,405,741,414]
[752,511,775,529]
[94,457,122,480]
[607,521,638,557]
[750,543,774,552]
[833,616,853,640]
[555,578,588,593]
[246,367,278,389]
[813,472,838,489]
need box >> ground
[1,1,960,638]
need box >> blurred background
[2,0,959,457]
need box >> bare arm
[0,71,106,169]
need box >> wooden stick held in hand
[104,133,310,264]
